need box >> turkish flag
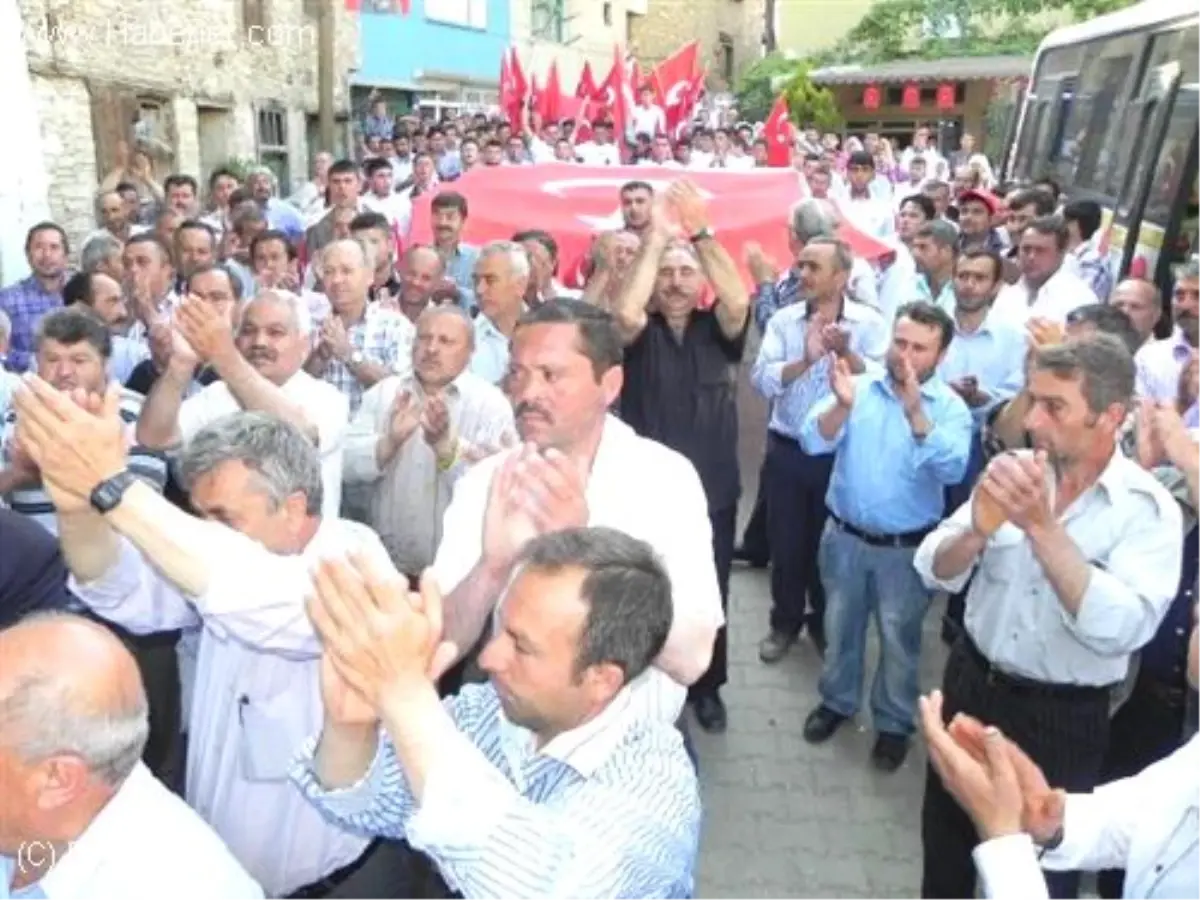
[763,96,793,167]
[576,61,600,102]
[505,48,528,132]
[598,46,632,156]
[652,41,700,132]
[673,73,705,139]
[411,166,882,293]
[539,60,564,123]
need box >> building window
[531,0,565,43]
[242,0,267,31]
[602,2,612,26]
[425,0,487,28]
[719,33,734,82]
[256,107,290,191]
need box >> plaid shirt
[313,303,414,413]
[0,276,64,373]
[1071,240,1115,302]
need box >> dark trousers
[920,637,1111,899]
[691,504,737,698]
[765,433,834,638]
[1096,669,1191,899]
[288,838,457,899]
[738,456,771,561]
[942,431,987,639]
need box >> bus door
[1112,61,1183,279]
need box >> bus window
[1067,33,1144,192]
[1145,86,1199,227]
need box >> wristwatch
[90,470,137,514]
[689,227,715,244]
[349,350,365,366]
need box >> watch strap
[89,470,137,514]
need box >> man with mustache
[799,301,971,772]
[429,297,723,738]
[914,334,1183,899]
[136,290,348,518]
[1135,257,1199,406]
[610,180,751,733]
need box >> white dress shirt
[69,517,390,896]
[0,763,262,899]
[972,735,1199,899]
[431,414,725,723]
[630,104,666,138]
[361,190,410,234]
[178,371,349,518]
[343,371,516,574]
[1135,327,1194,403]
[839,192,896,242]
[875,241,923,325]
[574,141,622,167]
[914,448,1182,686]
[992,265,1096,326]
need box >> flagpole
[318,0,336,153]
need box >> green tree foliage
[813,0,1139,64]
[734,54,842,128]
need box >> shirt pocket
[239,687,307,783]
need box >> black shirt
[0,509,74,629]
[620,308,748,512]
[124,361,222,511]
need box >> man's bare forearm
[103,481,213,596]
[313,721,380,790]
[990,393,1032,451]
[57,509,122,583]
[817,404,852,441]
[1027,520,1091,616]
[213,350,319,443]
[931,528,988,582]
[695,238,749,334]
[441,559,512,661]
[136,364,191,448]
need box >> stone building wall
[17,0,359,249]
[630,0,766,91]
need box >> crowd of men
[0,99,1196,900]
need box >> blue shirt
[0,276,64,372]
[916,275,956,316]
[937,312,1027,428]
[292,683,700,899]
[264,198,307,243]
[469,314,512,385]
[751,299,889,442]
[0,858,45,898]
[1140,524,1198,685]
[801,366,972,534]
[443,244,480,314]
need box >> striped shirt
[0,386,168,533]
[292,682,700,898]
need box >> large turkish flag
[410,165,890,290]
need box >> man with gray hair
[79,231,126,284]
[12,377,410,897]
[137,289,349,518]
[746,197,880,333]
[912,220,961,315]
[914,333,1183,898]
[0,612,262,896]
[469,239,530,384]
[345,304,514,578]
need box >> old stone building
[629,0,766,90]
[17,0,359,249]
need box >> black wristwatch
[90,470,137,514]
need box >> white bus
[1005,0,1198,300]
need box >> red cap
[958,189,1000,215]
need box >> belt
[828,512,933,549]
[958,633,1114,702]
[287,842,378,899]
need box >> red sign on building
[901,82,921,110]
[862,83,881,110]
[936,82,957,110]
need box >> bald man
[397,245,449,322]
[0,613,261,898]
[1110,277,1162,349]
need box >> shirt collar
[38,764,155,896]
[497,684,639,778]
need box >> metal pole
[318,0,336,153]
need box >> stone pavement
[689,341,952,898]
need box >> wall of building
[629,0,766,91]
[18,0,359,248]
[776,0,875,58]
[358,0,510,90]
[510,0,643,88]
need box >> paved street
[691,341,951,898]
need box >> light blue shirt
[0,858,46,898]
[292,682,700,899]
[801,366,972,533]
[937,312,1027,427]
[444,244,480,314]
[265,198,306,243]
[751,300,889,442]
[916,275,956,316]
[469,314,511,385]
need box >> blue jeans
[817,522,933,736]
